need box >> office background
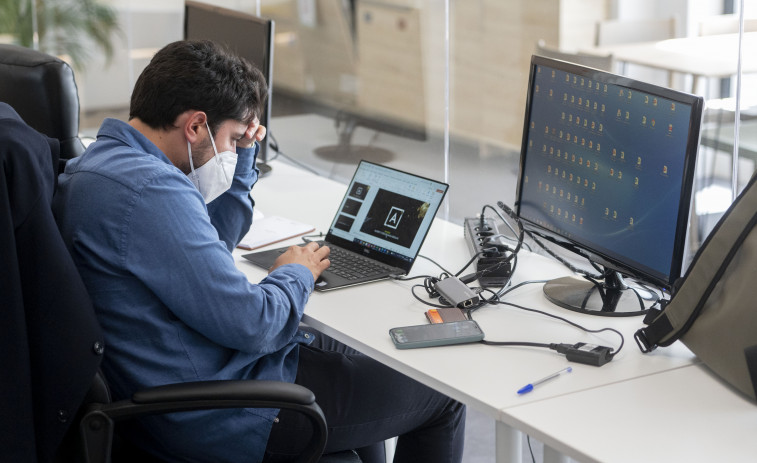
[53,0,754,252]
[5,1,757,461]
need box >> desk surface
[589,32,757,80]
[506,363,757,463]
[233,160,695,424]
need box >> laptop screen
[326,161,449,270]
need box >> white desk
[506,363,757,463]
[588,32,757,93]
[233,160,697,462]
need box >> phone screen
[389,320,484,348]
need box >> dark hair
[129,40,267,134]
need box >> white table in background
[588,32,757,93]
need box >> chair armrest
[80,380,326,463]
[130,379,317,409]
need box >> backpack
[635,173,757,401]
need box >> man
[53,40,464,462]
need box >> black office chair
[0,44,86,171]
[0,102,363,462]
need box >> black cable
[455,250,497,279]
[301,232,325,243]
[417,254,456,277]
[395,274,436,283]
[496,200,605,281]
[467,279,625,357]
[481,204,520,239]
[266,131,281,160]
[499,279,549,297]
[491,300,625,358]
[265,131,322,176]
[479,340,552,348]
[524,227,605,280]
[410,283,453,308]
[526,435,536,463]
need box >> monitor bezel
[183,0,274,164]
[515,54,704,290]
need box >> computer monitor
[184,0,274,175]
[515,55,704,316]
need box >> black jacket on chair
[0,102,104,462]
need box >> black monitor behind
[184,0,274,176]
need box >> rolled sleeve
[124,170,308,354]
[207,142,259,251]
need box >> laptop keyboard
[322,244,393,281]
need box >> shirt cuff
[236,141,259,175]
[269,263,315,293]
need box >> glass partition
[13,0,752,246]
[258,0,448,211]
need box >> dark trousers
[263,328,466,463]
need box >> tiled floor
[463,407,545,463]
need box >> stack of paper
[237,215,315,250]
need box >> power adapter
[552,342,614,366]
[434,277,480,309]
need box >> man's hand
[270,241,331,282]
[237,117,266,150]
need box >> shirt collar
[96,118,173,166]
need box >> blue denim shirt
[53,119,314,462]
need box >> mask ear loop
[204,121,232,183]
[205,121,221,162]
[187,140,199,183]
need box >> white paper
[237,216,315,250]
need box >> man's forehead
[218,119,248,134]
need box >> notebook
[242,160,449,291]
[237,215,315,251]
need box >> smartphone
[389,320,485,349]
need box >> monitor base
[257,161,273,177]
[314,145,395,164]
[543,275,651,317]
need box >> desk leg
[544,445,571,463]
[495,421,522,463]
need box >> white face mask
[187,121,238,203]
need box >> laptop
[243,160,449,291]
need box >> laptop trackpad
[242,248,286,271]
[244,248,335,289]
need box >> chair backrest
[0,44,85,163]
[0,102,104,462]
[534,40,614,72]
[595,17,676,46]
[699,14,757,36]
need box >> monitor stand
[542,270,653,317]
[257,161,272,177]
[314,113,395,164]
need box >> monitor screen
[515,55,703,315]
[184,1,274,169]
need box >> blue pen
[517,367,572,395]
